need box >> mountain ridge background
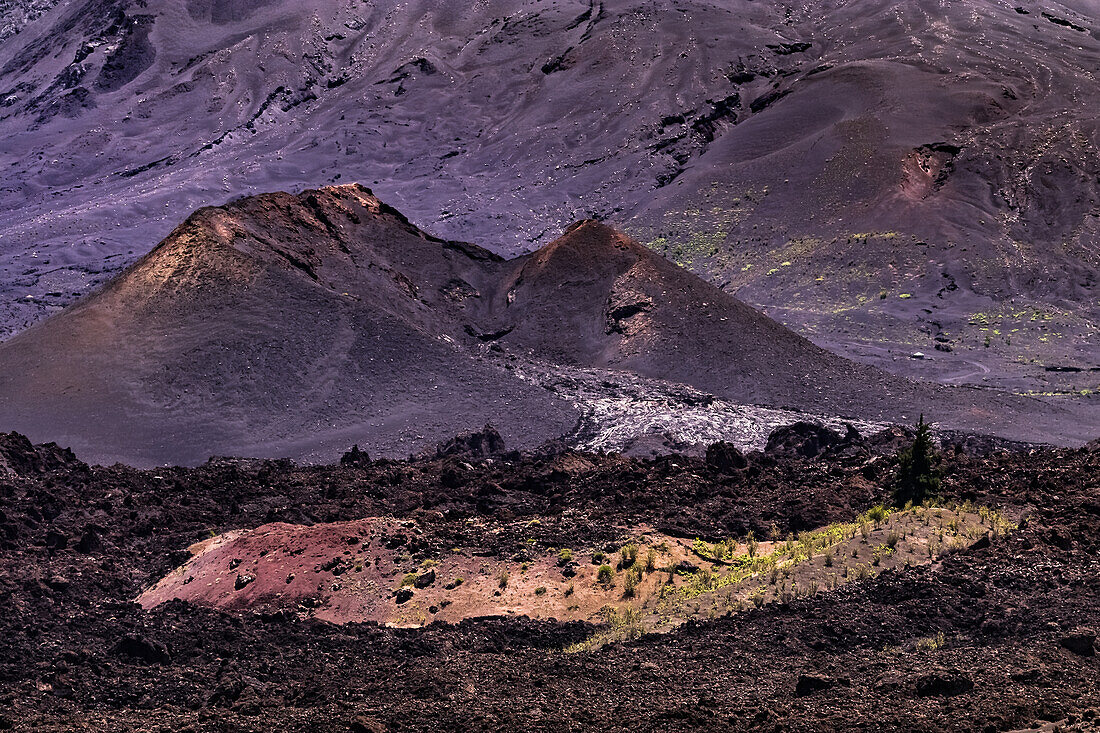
[0,0,1097,398]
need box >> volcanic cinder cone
[0,185,1089,466]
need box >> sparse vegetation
[623,567,640,597]
[915,632,947,651]
[565,606,645,652]
[497,569,510,589]
[620,542,639,568]
[557,548,573,565]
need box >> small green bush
[558,548,573,565]
[597,564,615,586]
[866,504,888,524]
[623,568,640,597]
[620,543,639,567]
[916,631,947,651]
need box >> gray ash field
[0,0,1098,395]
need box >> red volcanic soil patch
[140,517,702,627]
[140,504,995,640]
[140,519,398,623]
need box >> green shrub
[623,568,639,597]
[644,547,658,573]
[497,569,510,589]
[558,548,573,565]
[597,564,615,586]
[534,586,547,596]
[620,543,639,567]
[866,504,888,524]
[400,573,418,587]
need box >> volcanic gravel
[1,429,1098,731]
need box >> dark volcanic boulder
[340,445,371,467]
[0,432,83,476]
[706,441,748,472]
[434,424,506,459]
[866,426,916,455]
[75,526,105,554]
[794,674,838,696]
[413,568,436,588]
[914,670,973,697]
[765,423,842,459]
[1060,630,1096,656]
[113,634,171,664]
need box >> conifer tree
[895,414,941,505]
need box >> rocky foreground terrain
[1,425,1098,731]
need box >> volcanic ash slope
[0,184,1089,465]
